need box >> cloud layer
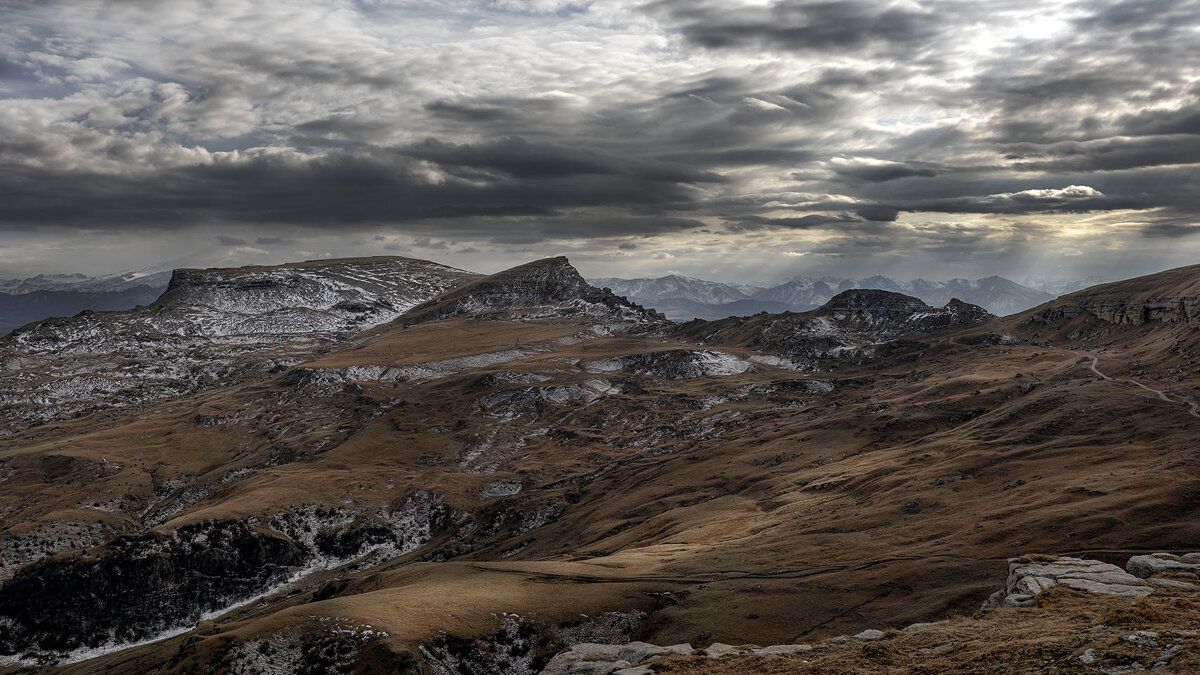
[1,0,1198,282]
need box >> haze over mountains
[0,271,172,335]
[591,274,1095,321]
[0,267,1096,336]
[1,253,1198,673]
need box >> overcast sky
[1,0,1198,284]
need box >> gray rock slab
[751,644,813,655]
[1127,553,1200,579]
[703,643,746,657]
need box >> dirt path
[1090,356,1199,417]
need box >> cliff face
[1069,294,1200,326]
[1025,263,1200,327]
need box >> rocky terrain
[0,257,475,431]
[675,288,992,367]
[0,257,1198,673]
[532,553,1200,674]
[1031,264,1200,327]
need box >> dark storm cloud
[855,204,900,222]
[646,0,942,55]
[834,162,941,184]
[402,137,724,183]
[732,214,866,231]
[1005,136,1200,173]
[424,95,572,124]
[3,0,1200,281]
[0,145,713,241]
[1119,105,1200,136]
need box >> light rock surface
[1126,552,1200,579]
[701,643,745,657]
[983,556,1152,608]
[539,642,694,675]
[752,644,812,655]
[538,639,815,673]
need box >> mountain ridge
[591,273,1089,320]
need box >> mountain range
[0,269,1098,337]
[590,274,1097,320]
[0,255,1197,673]
[0,270,173,335]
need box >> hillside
[0,257,1198,673]
[0,256,476,431]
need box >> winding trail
[1089,356,1200,418]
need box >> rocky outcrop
[538,641,694,674]
[1127,552,1200,579]
[583,349,754,379]
[981,553,1200,609]
[400,257,665,326]
[537,638,854,673]
[982,556,1153,608]
[0,492,448,662]
[1071,294,1200,326]
[1026,265,1200,328]
[0,521,306,656]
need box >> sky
[0,0,1198,285]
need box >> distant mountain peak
[824,288,927,312]
[404,257,665,325]
[599,271,1055,319]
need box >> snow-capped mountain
[591,273,1059,319]
[0,270,175,334]
[0,269,173,295]
[1022,277,1111,297]
[0,257,476,430]
[590,275,756,305]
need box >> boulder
[854,629,886,640]
[702,643,746,657]
[569,643,625,660]
[1126,552,1200,579]
[751,644,812,654]
[617,641,693,664]
[539,650,631,675]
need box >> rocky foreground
[534,553,1200,674]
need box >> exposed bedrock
[0,492,449,660]
[0,521,304,656]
